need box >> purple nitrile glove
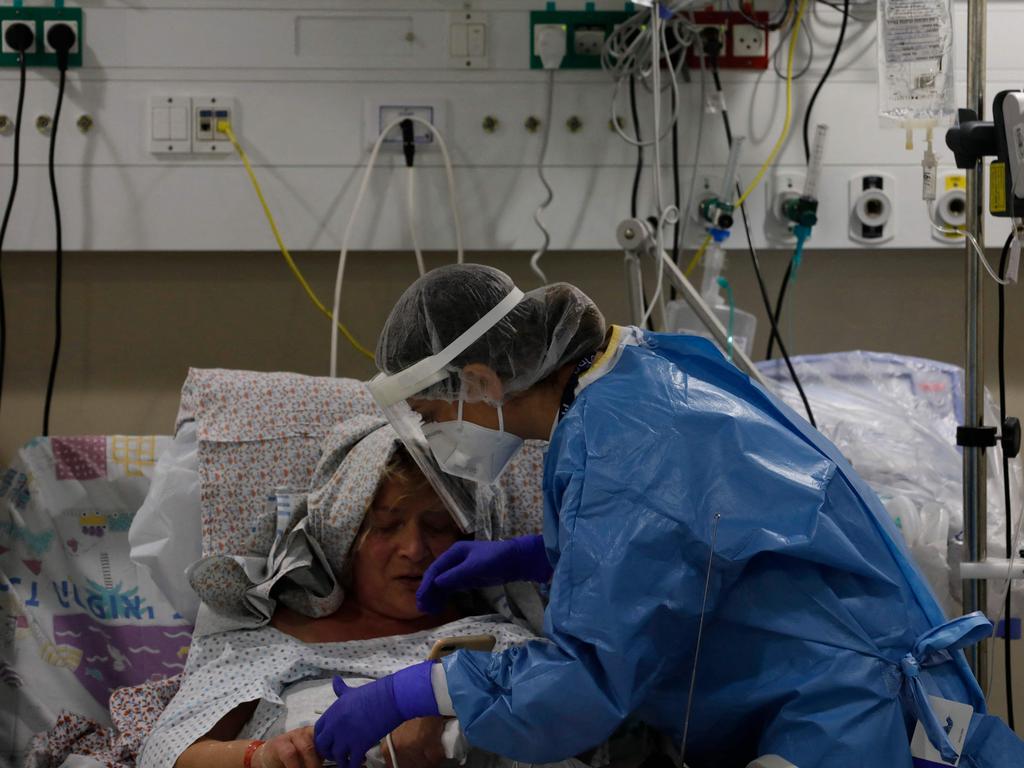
[313,660,439,768]
[416,534,553,614]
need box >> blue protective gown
[442,327,1024,767]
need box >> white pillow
[129,422,201,623]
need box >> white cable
[330,115,463,377]
[529,71,556,285]
[641,5,680,327]
[406,166,426,278]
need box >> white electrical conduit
[406,166,426,278]
[330,115,463,378]
[529,70,556,285]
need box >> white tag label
[910,695,973,767]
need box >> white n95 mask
[422,399,524,484]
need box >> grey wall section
[2,247,1023,730]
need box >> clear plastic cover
[367,386,478,533]
[759,351,1023,619]
[878,0,956,128]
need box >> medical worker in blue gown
[314,264,1024,768]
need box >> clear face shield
[367,287,526,534]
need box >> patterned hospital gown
[138,615,539,768]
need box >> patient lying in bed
[139,433,544,768]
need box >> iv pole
[962,0,988,687]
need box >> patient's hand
[382,717,447,768]
[258,726,322,768]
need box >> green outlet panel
[0,6,83,69]
[530,9,632,70]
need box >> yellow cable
[686,234,712,276]
[218,120,375,361]
[734,0,810,208]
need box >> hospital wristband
[243,739,266,768]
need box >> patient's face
[351,475,462,620]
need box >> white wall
[0,0,1021,253]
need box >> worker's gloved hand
[416,535,553,614]
[314,661,439,768]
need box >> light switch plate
[448,12,488,69]
[148,94,191,155]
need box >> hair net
[376,264,607,403]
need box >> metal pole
[963,0,988,686]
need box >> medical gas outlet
[849,173,896,245]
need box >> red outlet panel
[684,10,771,70]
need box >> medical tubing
[928,212,1011,286]
[219,121,374,360]
[42,65,67,437]
[642,6,679,327]
[676,28,706,269]
[735,0,810,209]
[331,115,463,377]
[0,53,27,422]
[998,231,1016,729]
[738,181,817,428]
[671,87,681,271]
[529,70,556,285]
[717,277,735,361]
[803,0,849,163]
[678,512,721,767]
[406,166,426,278]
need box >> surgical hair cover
[376,264,607,403]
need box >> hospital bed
[6,352,1010,768]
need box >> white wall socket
[1,21,37,54]
[364,99,447,151]
[43,19,80,54]
[849,172,896,245]
[732,25,767,57]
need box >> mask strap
[457,395,465,424]
[497,404,505,433]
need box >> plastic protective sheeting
[758,351,1023,622]
[441,331,1024,768]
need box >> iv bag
[878,0,955,128]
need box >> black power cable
[42,23,76,437]
[0,24,33,424]
[708,57,817,427]
[766,0,850,361]
[629,75,643,219]
[998,231,1016,731]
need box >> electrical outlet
[43,19,79,55]
[573,26,605,57]
[849,173,896,244]
[732,25,767,57]
[1,21,36,54]
[0,6,83,68]
[364,99,446,151]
